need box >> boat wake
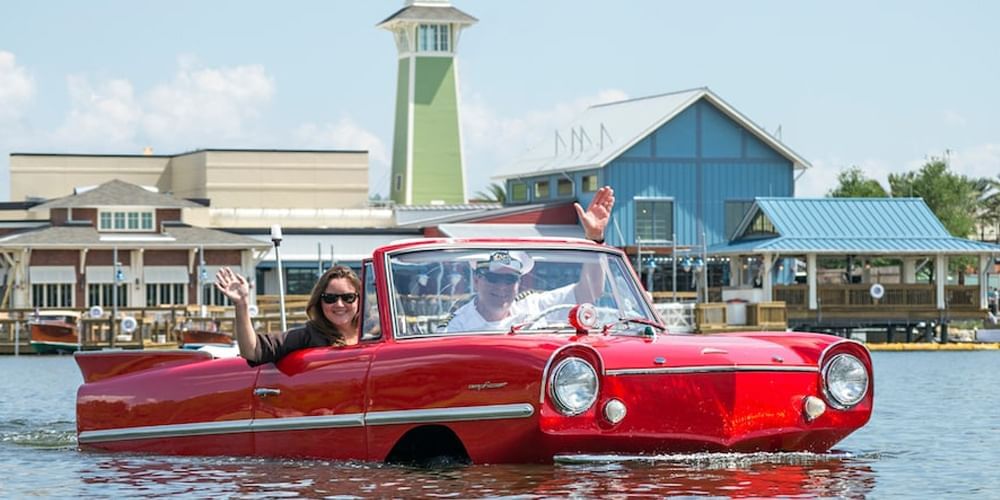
[0,419,77,449]
[554,450,880,467]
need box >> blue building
[492,87,810,293]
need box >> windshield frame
[382,242,656,340]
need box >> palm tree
[975,175,1000,242]
[474,182,506,203]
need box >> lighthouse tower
[378,0,477,205]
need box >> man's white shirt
[445,284,577,332]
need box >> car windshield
[387,246,657,338]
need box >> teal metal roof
[710,197,1000,255]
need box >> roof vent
[143,146,154,156]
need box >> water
[1,351,998,498]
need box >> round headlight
[549,357,598,415]
[823,353,869,409]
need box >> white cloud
[52,76,141,149]
[141,58,275,146]
[0,51,35,124]
[460,88,629,195]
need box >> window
[582,175,598,192]
[204,285,232,306]
[31,284,73,308]
[417,24,450,52]
[286,268,319,295]
[746,211,778,238]
[88,284,128,307]
[557,178,573,197]
[510,182,528,202]
[146,283,187,306]
[99,210,155,232]
[534,181,550,200]
[395,175,402,192]
[725,200,754,240]
[635,199,674,242]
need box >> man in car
[444,186,615,332]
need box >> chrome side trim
[78,418,253,444]
[79,404,534,444]
[606,365,819,376]
[250,413,364,432]
[365,403,535,426]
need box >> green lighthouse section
[412,57,463,204]
[378,0,477,206]
[390,57,410,203]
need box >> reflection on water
[63,451,875,498]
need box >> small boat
[29,311,81,354]
[179,320,234,349]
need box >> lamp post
[112,245,123,347]
[198,245,207,317]
[271,224,287,332]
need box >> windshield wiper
[601,317,668,335]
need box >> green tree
[888,159,979,238]
[827,166,888,198]
[474,182,506,203]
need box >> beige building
[9,149,391,228]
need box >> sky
[1,1,998,202]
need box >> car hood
[542,331,845,372]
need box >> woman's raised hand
[214,267,250,305]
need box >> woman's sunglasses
[320,292,359,304]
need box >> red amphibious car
[75,238,873,464]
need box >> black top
[247,323,336,367]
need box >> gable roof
[31,179,203,210]
[711,197,1000,255]
[377,3,477,28]
[0,224,271,249]
[492,87,811,180]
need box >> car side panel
[365,336,555,463]
[76,356,257,455]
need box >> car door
[251,345,373,459]
[250,261,382,460]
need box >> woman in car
[214,265,361,366]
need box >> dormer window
[417,24,450,52]
[99,209,154,232]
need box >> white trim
[78,403,535,444]
[365,403,534,426]
[606,365,818,376]
[454,55,468,202]
[98,208,155,232]
[143,266,190,284]
[29,265,77,284]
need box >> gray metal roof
[710,197,1000,255]
[438,224,584,239]
[493,87,811,180]
[377,4,477,28]
[0,225,271,249]
[32,179,202,210]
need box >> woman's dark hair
[305,265,362,344]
